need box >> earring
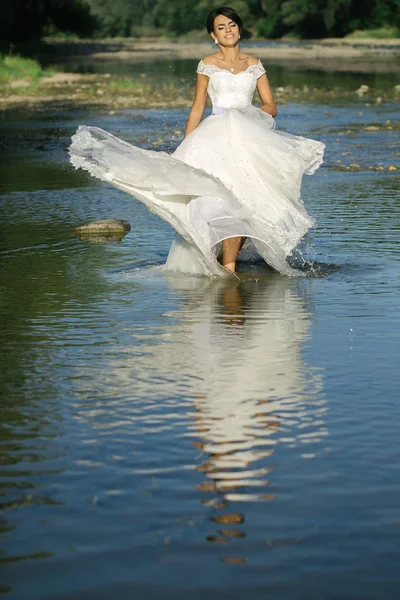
[239,35,241,39]
[214,39,218,45]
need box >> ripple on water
[1,102,400,599]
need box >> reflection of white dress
[77,275,326,502]
[69,60,324,276]
[161,276,326,501]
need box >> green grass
[0,55,52,84]
[346,27,400,39]
[280,32,302,41]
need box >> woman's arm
[184,73,208,138]
[257,73,277,118]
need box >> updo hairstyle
[206,6,243,38]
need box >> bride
[69,6,325,277]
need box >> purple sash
[211,107,227,115]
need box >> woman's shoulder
[243,55,266,77]
[200,54,260,66]
[241,54,261,67]
[196,54,220,76]
[200,54,220,66]
[196,54,264,76]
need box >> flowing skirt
[69,105,324,277]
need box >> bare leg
[222,236,244,272]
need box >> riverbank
[1,38,399,113]
[43,37,400,73]
[2,71,399,114]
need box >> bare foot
[224,262,236,272]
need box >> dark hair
[206,6,243,37]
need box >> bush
[0,55,46,83]
[255,16,285,39]
[346,27,400,39]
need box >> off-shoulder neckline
[198,59,263,76]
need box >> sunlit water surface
[1,84,400,599]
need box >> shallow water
[1,97,400,599]
[51,56,400,91]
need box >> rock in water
[74,219,131,239]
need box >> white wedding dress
[69,59,325,277]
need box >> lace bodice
[196,59,266,109]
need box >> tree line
[1,0,399,45]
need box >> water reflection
[163,278,325,469]
[1,86,400,595]
[161,275,328,548]
[72,274,327,508]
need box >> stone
[74,219,131,238]
[211,513,244,525]
[356,85,370,97]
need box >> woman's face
[211,15,240,47]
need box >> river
[0,61,400,599]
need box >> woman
[70,6,324,277]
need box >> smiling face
[211,14,240,47]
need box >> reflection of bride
[162,274,327,506]
[71,273,327,549]
[69,6,324,277]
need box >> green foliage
[347,27,400,38]
[0,55,53,84]
[255,17,284,38]
[0,0,95,46]
[254,0,288,38]
[0,0,399,46]
[276,0,400,38]
[154,0,201,36]
[83,0,138,36]
[281,0,325,37]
